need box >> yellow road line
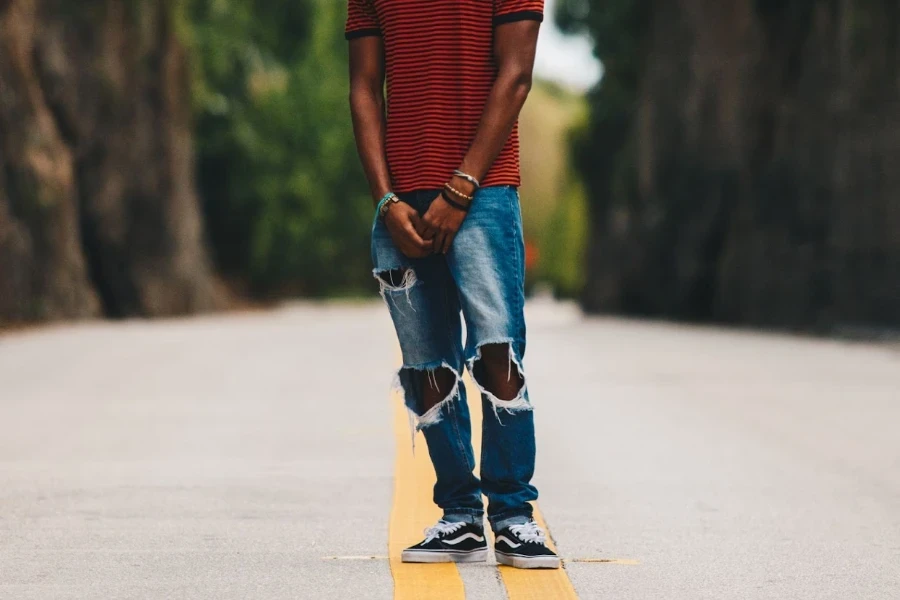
[497,505,579,600]
[462,375,580,600]
[388,387,466,600]
[387,365,579,599]
[467,374,483,473]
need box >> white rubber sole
[401,548,488,563]
[495,551,561,569]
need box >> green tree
[555,0,650,253]
[189,0,374,296]
[556,0,900,329]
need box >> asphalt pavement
[1,300,898,599]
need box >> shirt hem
[392,177,521,195]
[492,11,544,26]
[345,28,382,40]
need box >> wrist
[449,174,477,198]
[440,190,470,213]
[372,186,392,207]
[376,192,399,221]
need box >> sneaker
[494,519,561,569]
[401,520,488,563]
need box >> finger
[411,213,432,239]
[420,233,434,251]
[433,231,447,254]
[418,215,438,240]
[404,223,430,249]
[418,240,433,257]
[416,236,433,256]
[442,231,455,255]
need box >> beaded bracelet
[443,182,474,203]
[375,192,398,221]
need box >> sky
[533,0,603,91]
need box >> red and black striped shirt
[346,0,544,193]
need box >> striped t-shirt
[346,0,544,193]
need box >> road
[1,300,898,599]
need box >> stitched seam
[345,28,382,40]
[509,188,525,329]
[493,11,544,26]
[441,261,473,474]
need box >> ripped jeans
[372,186,538,532]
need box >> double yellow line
[388,374,579,599]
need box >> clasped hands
[383,178,475,258]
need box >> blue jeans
[371,186,538,532]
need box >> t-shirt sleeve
[345,0,381,40]
[493,0,544,26]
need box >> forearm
[458,71,533,183]
[350,86,392,204]
[421,69,533,255]
[455,18,540,187]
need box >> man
[347,0,559,569]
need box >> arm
[459,19,541,189]
[349,37,431,257]
[348,37,391,204]
[422,20,541,254]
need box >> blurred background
[1,0,897,332]
[2,4,899,598]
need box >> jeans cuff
[443,509,485,526]
[490,510,533,532]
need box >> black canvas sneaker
[401,520,488,563]
[494,519,561,569]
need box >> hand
[383,201,434,258]
[420,193,469,254]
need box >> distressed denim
[371,185,538,531]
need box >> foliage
[556,0,900,328]
[517,81,589,298]
[185,1,592,299]
[188,0,374,296]
[554,0,651,229]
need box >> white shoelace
[423,520,465,543]
[509,521,547,544]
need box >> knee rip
[374,268,418,309]
[417,367,458,413]
[376,268,416,290]
[395,364,462,435]
[471,343,531,417]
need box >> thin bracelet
[375,192,397,220]
[441,190,470,212]
[375,192,394,212]
[443,182,474,203]
[452,170,480,189]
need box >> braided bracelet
[452,170,481,189]
[441,190,470,212]
[443,182,474,203]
